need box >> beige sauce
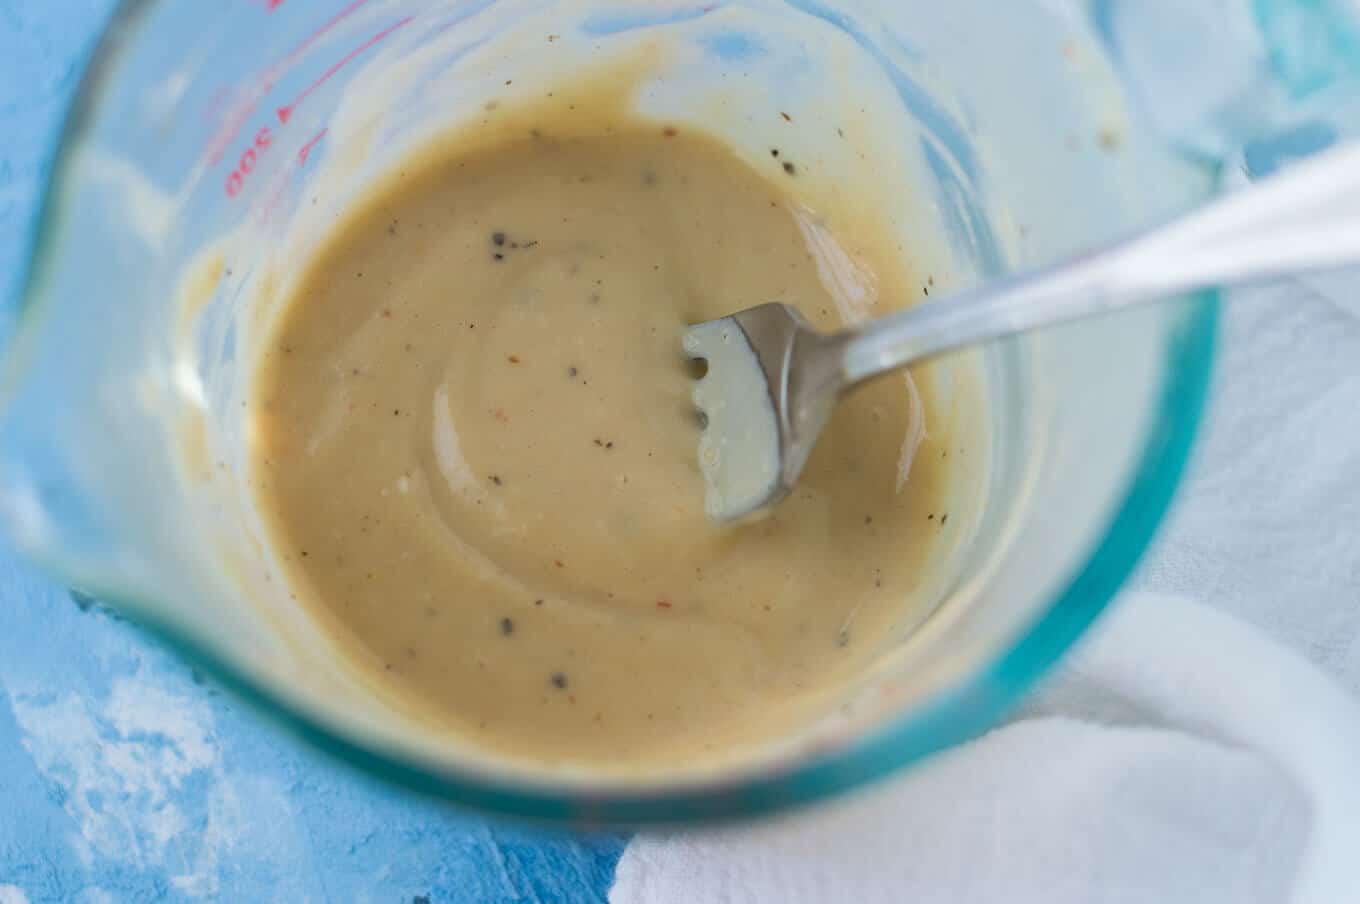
[253,99,959,772]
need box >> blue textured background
[0,2,623,900]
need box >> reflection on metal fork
[686,141,1360,521]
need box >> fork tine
[683,318,783,521]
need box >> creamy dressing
[252,92,963,772]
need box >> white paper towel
[612,591,1360,904]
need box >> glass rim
[7,0,1219,826]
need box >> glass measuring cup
[2,0,1355,825]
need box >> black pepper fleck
[493,252,504,261]
[500,617,514,636]
[492,231,506,246]
[551,672,568,689]
[783,161,796,175]
[490,474,503,486]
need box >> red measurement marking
[277,0,376,75]
[204,0,375,165]
[298,128,328,165]
[225,127,273,198]
[260,124,330,217]
[277,17,412,124]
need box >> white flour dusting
[8,666,230,897]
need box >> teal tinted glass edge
[11,0,1220,827]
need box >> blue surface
[0,3,623,900]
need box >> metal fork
[684,142,1360,521]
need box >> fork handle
[841,141,1360,385]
